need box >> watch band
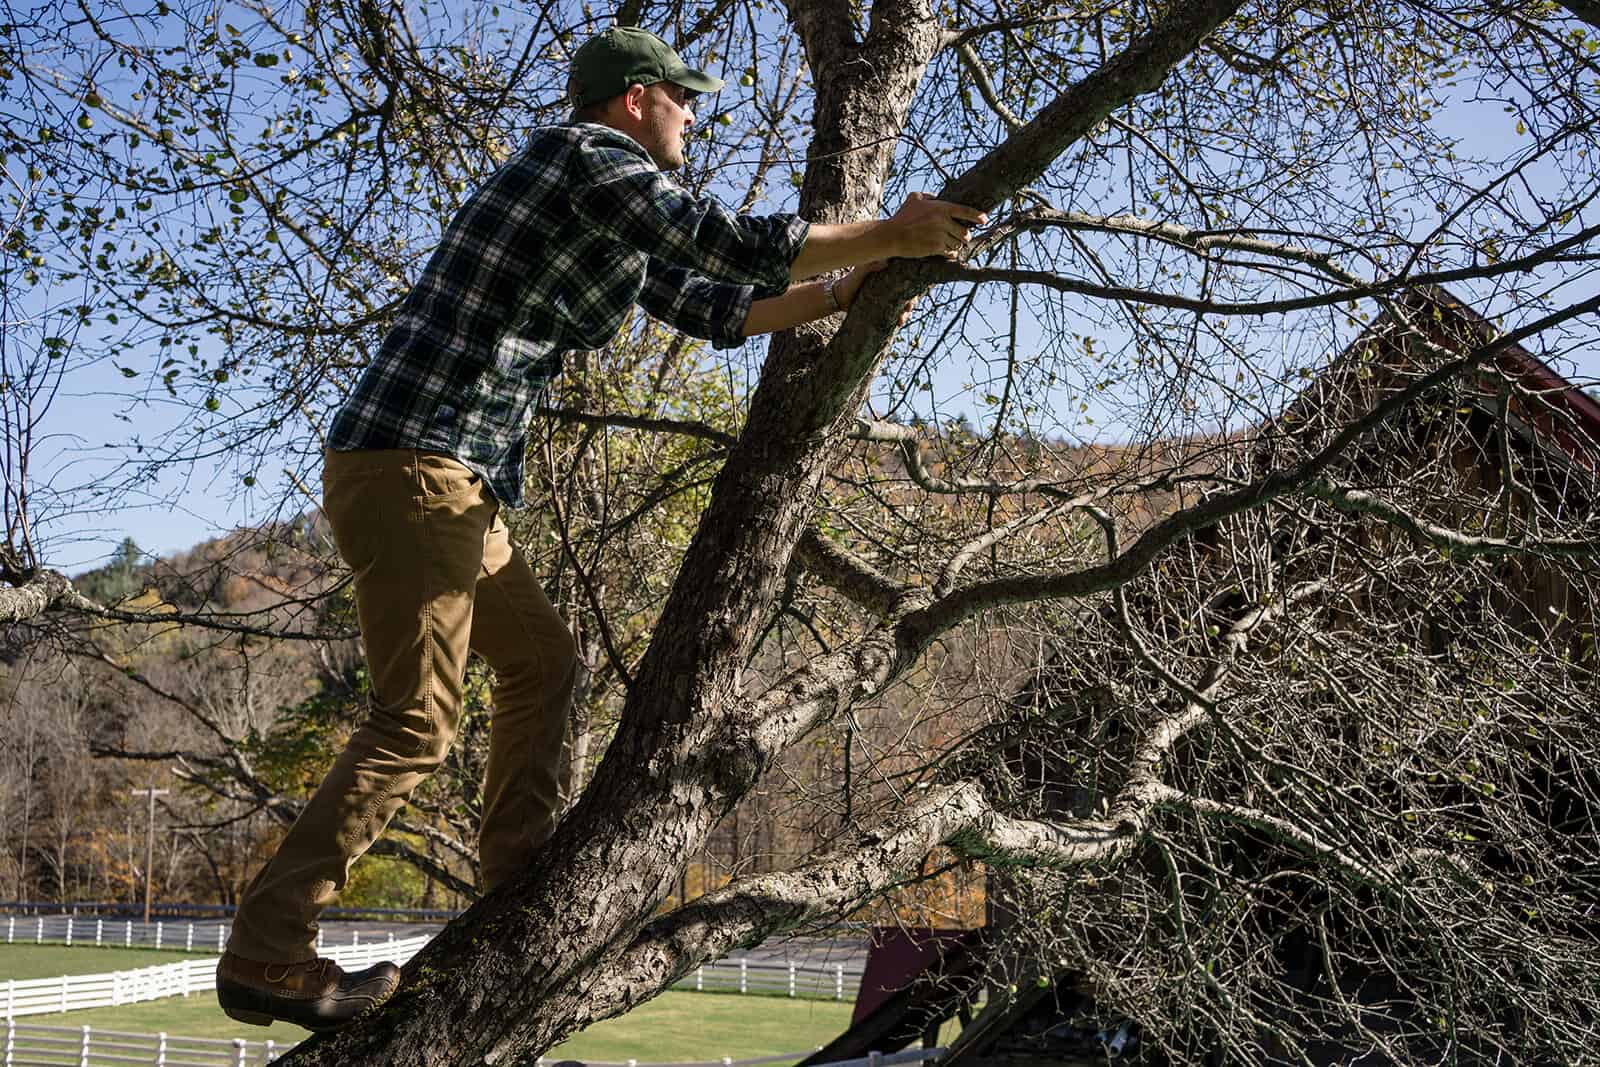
[822,276,843,314]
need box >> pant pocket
[411,452,483,499]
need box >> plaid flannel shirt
[327,121,809,507]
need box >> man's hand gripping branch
[742,193,986,337]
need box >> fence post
[60,974,68,1013]
[79,1024,90,1067]
[315,929,323,953]
[66,917,73,946]
[157,1031,167,1067]
[186,923,194,952]
[739,958,747,994]
[5,1015,14,1067]
[125,920,132,947]
[218,925,226,953]
[96,919,103,947]
[5,916,11,943]
[696,965,704,992]
[835,963,844,1001]
[265,1039,276,1063]
[155,921,164,949]
[35,917,42,944]
[788,961,796,998]
[234,1037,248,1066]
[353,930,360,949]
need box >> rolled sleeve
[570,130,809,295]
[638,262,754,350]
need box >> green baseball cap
[568,26,723,108]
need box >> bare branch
[951,40,1024,132]
[1307,481,1600,560]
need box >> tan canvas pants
[228,449,576,963]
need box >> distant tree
[74,537,146,604]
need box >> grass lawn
[8,988,855,1060]
[0,944,204,981]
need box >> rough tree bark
[277,0,1246,1063]
[0,570,74,625]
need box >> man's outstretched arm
[637,260,911,347]
[788,193,987,280]
[740,262,910,337]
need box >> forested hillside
[5,429,1078,924]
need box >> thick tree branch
[1558,0,1600,31]
[0,569,73,623]
[793,528,912,617]
[783,0,858,75]
[819,0,1250,430]
[597,779,1130,1026]
[939,0,1247,210]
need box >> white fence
[0,951,861,1019]
[1,916,414,957]
[4,915,231,954]
[2,917,865,1004]
[2,1019,285,1066]
[0,937,432,1020]
[0,1023,939,1067]
[679,959,858,1000]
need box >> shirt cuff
[753,216,812,299]
[712,284,757,350]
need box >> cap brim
[668,67,723,95]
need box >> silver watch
[823,275,843,314]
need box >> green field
[0,944,204,981]
[1,944,855,1059]
[13,991,852,1059]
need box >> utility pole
[127,787,169,924]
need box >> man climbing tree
[215,24,983,1031]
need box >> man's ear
[622,83,647,121]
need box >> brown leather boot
[216,951,401,1031]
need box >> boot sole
[217,975,399,1032]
